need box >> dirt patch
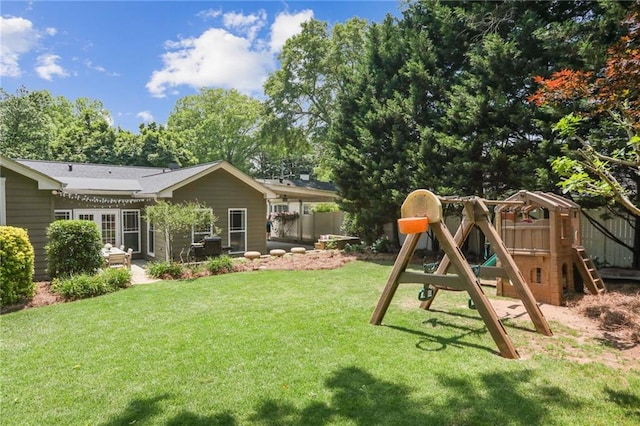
[233,249,359,272]
[1,281,64,314]
[489,282,639,368]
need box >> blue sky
[1,1,402,132]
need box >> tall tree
[0,87,55,160]
[50,98,116,164]
[263,18,370,179]
[332,16,419,243]
[167,88,262,172]
[530,9,640,266]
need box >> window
[54,210,72,221]
[122,210,140,252]
[272,204,289,213]
[101,213,117,246]
[228,209,246,253]
[192,208,214,242]
[0,178,5,225]
[147,221,155,257]
[303,204,311,215]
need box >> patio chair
[124,248,133,270]
[106,252,127,269]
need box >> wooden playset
[371,189,554,359]
[494,191,605,306]
[370,189,605,359]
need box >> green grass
[2,261,639,425]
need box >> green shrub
[0,226,35,305]
[371,236,392,254]
[46,220,103,278]
[147,261,184,279]
[206,255,234,274]
[52,268,132,300]
[100,268,132,290]
[343,242,365,254]
[311,202,340,213]
[52,274,105,299]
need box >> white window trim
[191,208,214,243]
[54,209,72,220]
[228,208,247,254]
[147,221,155,257]
[74,209,121,246]
[0,177,6,225]
[121,209,141,253]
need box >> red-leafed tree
[530,11,640,217]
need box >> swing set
[370,189,553,359]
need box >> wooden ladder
[572,246,606,295]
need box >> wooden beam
[431,220,520,359]
[472,199,553,336]
[370,232,421,325]
[420,215,474,310]
[398,271,468,290]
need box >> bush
[52,268,132,300]
[206,255,234,274]
[46,220,103,278]
[147,261,184,279]
[100,268,132,290]
[52,274,104,299]
[311,203,340,213]
[343,242,365,254]
[371,236,392,254]
[0,226,35,305]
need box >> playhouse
[494,191,605,306]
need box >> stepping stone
[269,249,286,257]
[244,251,261,260]
[290,247,306,254]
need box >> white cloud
[137,110,153,123]
[269,10,313,53]
[147,9,313,98]
[223,10,267,41]
[0,16,39,77]
[146,28,273,98]
[197,8,222,20]
[84,59,120,77]
[35,54,68,80]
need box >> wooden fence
[277,208,635,268]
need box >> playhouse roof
[496,190,580,212]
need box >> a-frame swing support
[370,190,553,360]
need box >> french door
[73,209,140,252]
[75,210,119,246]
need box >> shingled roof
[15,159,272,198]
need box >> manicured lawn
[2,261,638,425]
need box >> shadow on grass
[100,394,171,426]
[384,321,499,356]
[604,386,640,420]
[249,366,581,425]
[428,306,541,335]
[100,394,236,426]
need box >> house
[0,155,275,280]
[256,177,342,242]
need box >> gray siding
[171,169,267,257]
[1,168,54,280]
